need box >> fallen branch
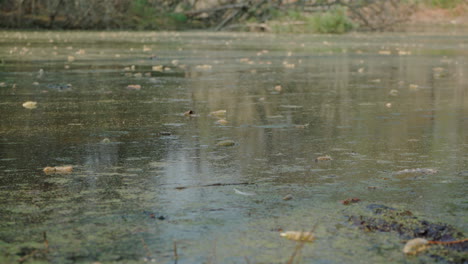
[175,182,253,190]
[184,3,247,17]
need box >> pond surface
[0,31,467,263]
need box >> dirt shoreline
[407,3,468,26]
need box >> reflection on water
[0,31,467,263]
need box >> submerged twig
[285,223,318,264]
[175,182,253,190]
[141,238,151,258]
[403,238,468,255]
[173,241,178,264]
[18,231,49,263]
[43,231,48,253]
[428,238,468,245]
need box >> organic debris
[233,188,256,196]
[348,204,467,263]
[294,124,309,129]
[315,155,332,162]
[403,238,468,255]
[280,231,315,242]
[215,119,228,125]
[341,198,361,205]
[22,101,37,109]
[210,110,226,117]
[395,168,438,175]
[389,89,399,96]
[152,65,163,71]
[195,64,212,70]
[216,139,235,147]
[126,84,141,90]
[403,238,429,255]
[43,166,73,174]
[175,182,253,190]
[184,110,195,117]
[283,194,293,201]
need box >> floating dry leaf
[274,85,282,92]
[195,64,212,70]
[216,140,235,147]
[210,110,226,117]
[152,65,163,72]
[126,84,141,90]
[43,166,73,174]
[22,101,37,109]
[379,50,391,55]
[215,119,228,125]
[294,124,309,129]
[389,89,399,96]
[283,194,293,200]
[403,238,429,255]
[341,197,361,205]
[280,231,315,242]
[184,110,194,117]
[315,155,332,162]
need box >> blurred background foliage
[0,0,465,32]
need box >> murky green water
[0,31,467,263]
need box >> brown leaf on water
[43,166,73,174]
[184,110,194,116]
[341,197,361,205]
[126,84,141,90]
[315,155,332,162]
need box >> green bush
[309,7,355,34]
[129,0,188,30]
[428,0,463,8]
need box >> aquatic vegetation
[280,231,315,242]
[349,204,467,262]
[22,101,37,109]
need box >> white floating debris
[234,188,256,196]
